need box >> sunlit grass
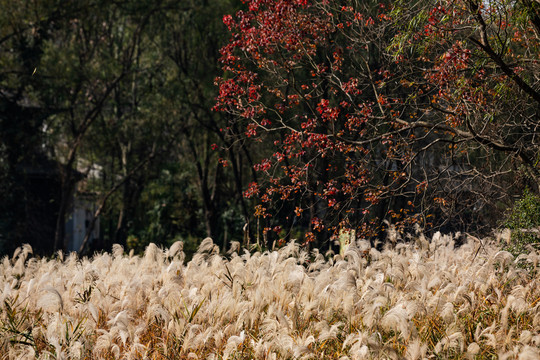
[0,234,538,359]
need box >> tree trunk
[53,167,76,252]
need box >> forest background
[0,0,539,257]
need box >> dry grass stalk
[0,234,538,359]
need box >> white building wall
[65,197,99,253]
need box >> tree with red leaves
[215,0,540,247]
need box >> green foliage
[125,164,205,254]
[0,0,252,256]
[504,188,540,256]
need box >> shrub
[504,188,540,256]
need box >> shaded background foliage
[0,0,253,256]
[0,0,539,256]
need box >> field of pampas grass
[0,233,539,360]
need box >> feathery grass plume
[37,287,64,313]
[112,244,124,258]
[466,342,480,356]
[380,304,412,340]
[518,346,540,360]
[348,340,370,360]
[11,245,24,263]
[316,321,343,342]
[19,244,33,263]
[143,242,163,266]
[494,250,515,267]
[198,237,218,254]
[279,240,300,260]
[227,241,241,256]
[167,240,184,259]
[434,329,465,354]
[405,339,428,360]
[0,230,539,358]
[223,330,245,359]
[440,302,455,324]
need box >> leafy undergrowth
[0,234,539,359]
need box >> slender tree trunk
[79,149,156,254]
[53,166,76,252]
